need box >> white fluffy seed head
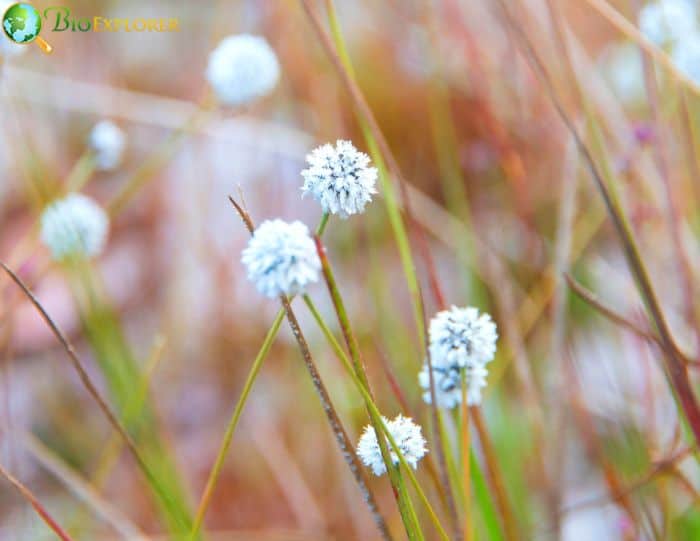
[89,121,126,171]
[429,306,498,370]
[356,415,427,476]
[301,140,378,218]
[241,219,320,298]
[418,362,489,408]
[40,194,109,261]
[672,33,700,83]
[638,0,698,47]
[206,34,280,107]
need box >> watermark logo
[2,3,52,53]
[2,3,180,54]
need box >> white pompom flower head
[40,193,109,261]
[638,0,698,47]
[89,120,126,171]
[418,362,489,409]
[206,34,280,107]
[301,140,378,218]
[429,305,498,370]
[356,415,428,476]
[241,219,321,299]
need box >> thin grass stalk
[304,294,452,515]
[315,0,425,349]
[228,197,393,541]
[496,0,700,449]
[302,295,450,541]
[318,5,463,531]
[18,431,146,540]
[187,308,285,541]
[470,408,519,541]
[69,260,193,537]
[0,262,190,534]
[312,236,424,540]
[634,10,699,342]
[65,336,167,537]
[460,375,473,541]
[0,462,76,541]
[565,274,697,365]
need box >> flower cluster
[89,120,126,171]
[357,415,427,476]
[206,34,280,107]
[301,140,378,218]
[241,219,320,298]
[40,193,109,261]
[419,305,498,408]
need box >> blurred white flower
[241,219,320,298]
[301,140,378,218]
[206,34,280,107]
[357,415,427,476]
[638,0,698,47]
[40,193,109,260]
[429,306,498,370]
[601,42,646,104]
[672,33,700,83]
[89,120,126,171]
[419,362,488,408]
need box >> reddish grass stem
[496,0,700,450]
[0,462,76,541]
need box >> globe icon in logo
[2,3,41,44]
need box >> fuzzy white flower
[241,219,320,298]
[357,415,427,476]
[418,362,489,408]
[429,306,498,370]
[602,42,646,104]
[89,121,126,171]
[40,194,109,260]
[301,140,378,218]
[672,33,700,83]
[206,34,280,107]
[639,0,698,47]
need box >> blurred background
[2,0,700,539]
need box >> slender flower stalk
[211,198,393,541]
[302,293,451,541]
[0,463,75,541]
[461,375,473,541]
[306,5,462,534]
[188,308,285,541]
[313,235,425,540]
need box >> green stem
[303,294,450,541]
[316,212,331,236]
[188,308,285,541]
[313,238,424,539]
[321,0,426,351]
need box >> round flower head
[241,219,320,298]
[419,362,489,409]
[301,140,378,218]
[89,120,126,171]
[357,415,427,476]
[429,306,498,369]
[672,34,700,84]
[40,193,109,260]
[602,42,645,104]
[638,0,698,47]
[206,34,280,107]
